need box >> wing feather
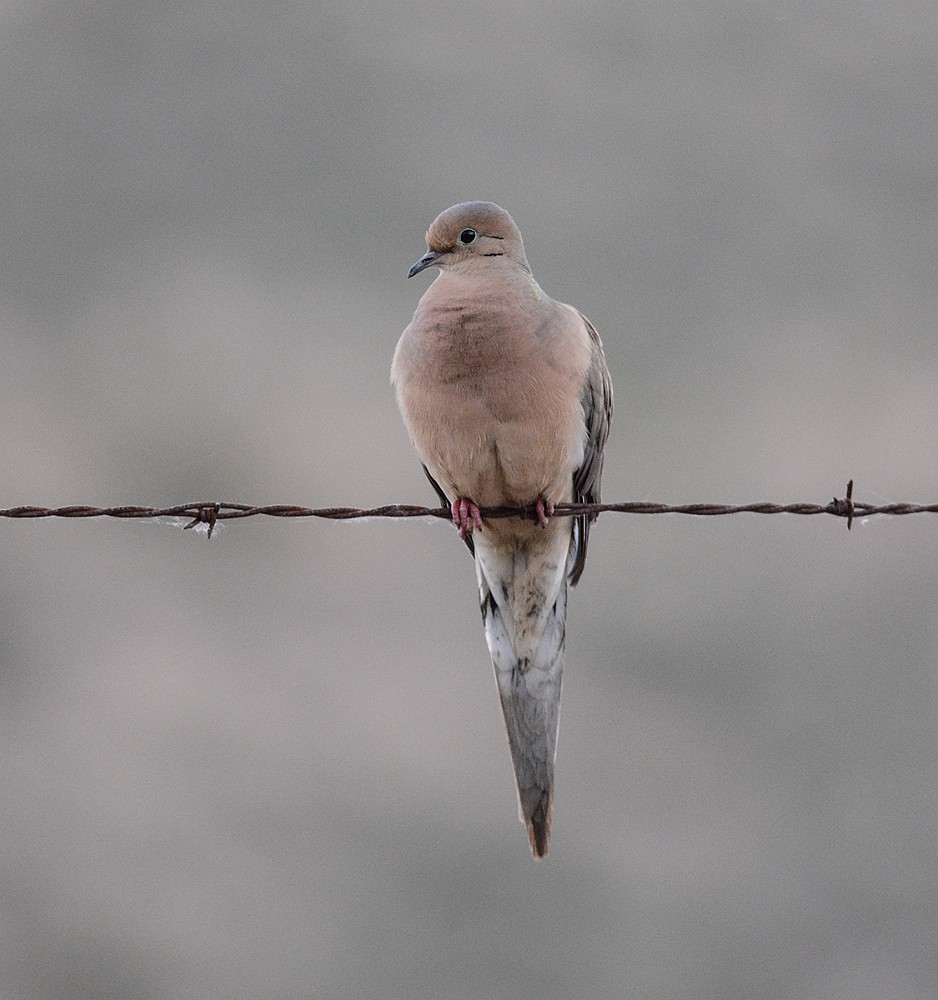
[568,313,613,586]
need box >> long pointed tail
[478,538,568,859]
[495,635,564,857]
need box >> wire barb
[2,480,938,533]
[184,501,220,538]
[827,479,855,530]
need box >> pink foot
[534,497,555,528]
[451,498,484,539]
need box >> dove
[391,202,612,858]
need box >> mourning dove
[391,202,612,858]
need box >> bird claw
[452,498,484,539]
[535,497,554,528]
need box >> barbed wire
[2,482,937,537]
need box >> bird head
[408,202,531,278]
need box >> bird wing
[568,312,613,586]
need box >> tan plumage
[392,202,612,858]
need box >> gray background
[2,3,937,998]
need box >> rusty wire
[1,482,936,538]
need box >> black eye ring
[458,228,477,245]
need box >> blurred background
[2,2,937,997]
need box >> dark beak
[408,250,441,278]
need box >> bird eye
[458,228,477,245]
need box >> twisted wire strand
[1,482,932,536]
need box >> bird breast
[393,278,591,509]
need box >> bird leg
[451,498,484,539]
[535,496,555,528]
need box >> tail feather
[477,533,568,859]
[497,641,563,858]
